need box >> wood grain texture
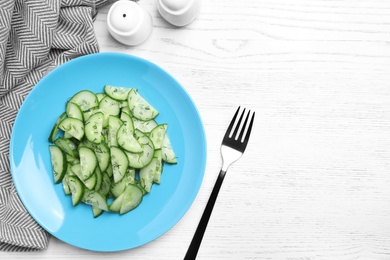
[2,0,390,259]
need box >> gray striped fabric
[0,0,113,251]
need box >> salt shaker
[157,0,201,27]
[107,0,153,46]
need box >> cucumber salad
[48,86,177,217]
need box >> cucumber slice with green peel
[153,149,163,184]
[96,93,106,102]
[66,102,83,121]
[71,163,97,190]
[132,117,158,133]
[85,112,104,144]
[161,133,177,164]
[92,141,110,172]
[110,146,129,183]
[140,152,163,191]
[82,189,108,211]
[135,129,155,165]
[149,124,167,149]
[66,154,80,165]
[109,192,124,212]
[98,172,111,197]
[125,130,155,169]
[120,111,134,132]
[48,112,67,143]
[120,184,143,215]
[110,168,136,198]
[139,160,156,193]
[117,124,142,153]
[104,85,132,101]
[62,172,71,195]
[136,182,147,196]
[92,206,104,218]
[82,107,99,122]
[127,89,158,121]
[49,145,67,184]
[106,163,113,178]
[124,130,155,169]
[78,146,97,180]
[94,167,103,191]
[69,90,99,111]
[58,117,84,141]
[67,175,84,206]
[107,115,123,147]
[84,172,97,190]
[121,105,131,115]
[54,137,79,158]
[99,95,120,119]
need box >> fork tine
[243,111,255,145]
[237,109,251,142]
[232,108,246,139]
[224,106,240,139]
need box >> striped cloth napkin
[0,0,114,251]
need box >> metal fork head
[220,107,255,172]
[223,106,255,152]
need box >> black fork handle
[184,170,227,260]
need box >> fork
[184,106,255,260]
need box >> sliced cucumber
[92,206,104,218]
[48,112,67,143]
[54,137,79,158]
[67,175,84,206]
[71,163,97,190]
[120,184,143,215]
[134,130,155,166]
[149,124,167,150]
[125,130,155,169]
[121,105,131,115]
[66,102,83,121]
[83,107,99,122]
[132,117,158,133]
[139,159,157,192]
[92,141,110,172]
[107,115,123,147]
[96,93,106,102]
[106,162,113,178]
[49,145,67,184]
[120,111,134,132]
[99,95,120,127]
[79,146,97,180]
[110,146,129,183]
[49,86,178,217]
[153,149,163,184]
[69,90,98,111]
[62,172,71,195]
[85,112,104,144]
[139,150,163,191]
[110,168,136,198]
[162,133,177,164]
[94,166,103,191]
[116,124,142,153]
[127,89,158,121]
[109,192,124,212]
[58,117,84,141]
[82,189,108,211]
[104,85,132,101]
[98,171,112,197]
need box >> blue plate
[9,52,206,252]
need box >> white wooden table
[3,0,390,259]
